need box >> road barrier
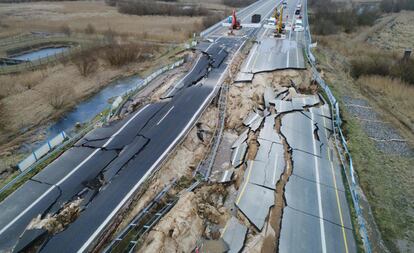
[108,59,185,118]
[17,131,68,171]
[303,1,372,252]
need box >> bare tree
[45,84,74,110]
[73,54,98,77]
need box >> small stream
[45,75,143,141]
[11,47,69,61]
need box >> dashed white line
[156,106,174,126]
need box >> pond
[11,47,69,61]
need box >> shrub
[202,13,223,29]
[222,0,256,7]
[73,55,98,77]
[105,0,117,6]
[380,0,414,12]
[59,25,72,36]
[117,0,209,16]
[100,43,156,67]
[103,28,117,44]
[350,52,414,85]
[309,0,380,35]
[45,84,74,110]
[84,24,96,35]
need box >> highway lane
[278,104,357,252]
[239,0,306,74]
[0,0,278,252]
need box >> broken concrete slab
[235,180,274,231]
[274,100,303,114]
[250,116,264,132]
[292,95,320,108]
[301,111,333,132]
[199,238,229,253]
[275,87,289,99]
[222,217,248,253]
[255,139,273,162]
[264,87,276,108]
[258,115,281,144]
[235,72,254,83]
[231,142,248,168]
[243,112,261,127]
[219,169,234,183]
[309,104,332,119]
[232,129,249,149]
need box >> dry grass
[0,71,46,99]
[0,43,172,145]
[369,10,414,51]
[0,1,207,42]
[357,75,414,127]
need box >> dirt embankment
[137,184,229,253]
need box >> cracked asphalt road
[0,0,279,250]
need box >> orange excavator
[228,9,242,34]
[230,9,242,30]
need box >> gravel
[343,96,413,156]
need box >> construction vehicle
[222,9,261,34]
[274,5,284,37]
[228,9,241,34]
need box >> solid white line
[165,55,201,97]
[79,37,250,253]
[311,112,327,253]
[231,145,240,166]
[156,106,174,126]
[222,170,230,182]
[273,153,278,185]
[0,104,151,236]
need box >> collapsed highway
[0,0,359,252]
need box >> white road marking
[222,170,230,182]
[156,106,174,126]
[231,145,240,166]
[311,112,327,253]
[273,153,279,185]
[0,104,151,236]
[165,55,202,97]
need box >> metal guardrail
[107,59,185,119]
[103,182,178,253]
[0,124,95,197]
[17,131,68,171]
[303,1,372,252]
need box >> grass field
[0,1,226,42]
